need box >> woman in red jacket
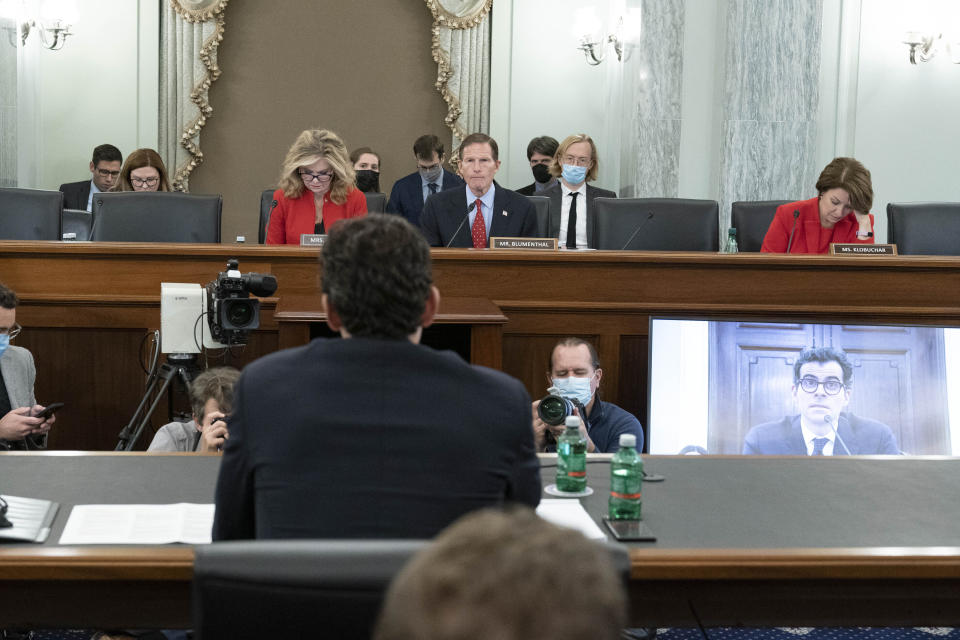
[266,129,367,245]
[761,157,875,254]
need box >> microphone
[785,209,800,253]
[824,415,852,456]
[445,200,478,248]
[619,212,655,251]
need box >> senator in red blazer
[761,157,876,254]
[266,187,367,245]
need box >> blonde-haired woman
[266,129,368,245]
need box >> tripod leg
[116,364,178,451]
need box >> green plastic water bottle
[609,433,642,520]
[556,416,587,492]
[725,227,739,254]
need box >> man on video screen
[743,346,900,455]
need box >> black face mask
[355,170,380,193]
[532,163,552,184]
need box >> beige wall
[189,0,451,242]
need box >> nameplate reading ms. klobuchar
[300,234,328,247]
[489,237,559,250]
[830,243,897,255]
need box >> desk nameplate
[830,243,897,255]
[300,234,327,247]
[489,237,558,250]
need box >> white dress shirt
[800,421,836,456]
[559,182,588,249]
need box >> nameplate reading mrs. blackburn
[489,237,559,250]
[300,234,328,247]
[830,243,897,255]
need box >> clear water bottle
[725,227,739,254]
[609,433,642,520]
[556,416,587,492]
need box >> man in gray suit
[0,283,55,450]
[538,133,616,249]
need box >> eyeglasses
[0,496,11,529]
[96,169,121,178]
[0,323,21,339]
[130,176,160,187]
[562,155,592,167]
[299,170,334,183]
[797,376,845,395]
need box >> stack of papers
[59,503,215,545]
[536,499,606,539]
[0,494,58,543]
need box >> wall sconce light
[573,8,641,66]
[0,0,75,51]
[902,31,959,64]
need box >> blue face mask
[0,334,8,359]
[561,164,587,185]
[552,375,594,407]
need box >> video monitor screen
[647,318,960,456]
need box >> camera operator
[147,367,239,453]
[532,338,644,453]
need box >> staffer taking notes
[761,157,875,254]
[266,129,367,245]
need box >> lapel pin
[502,210,509,216]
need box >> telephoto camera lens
[538,394,576,426]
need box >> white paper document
[536,499,606,540]
[59,503,215,545]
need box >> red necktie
[471,199,486,248]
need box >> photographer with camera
[147,367,240,453]
[532,338,644,453]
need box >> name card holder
[489,237,559,250]
[300,234,328,247]
[830,243,897,255]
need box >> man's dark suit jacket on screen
[59,179,92,211]
[419,184,539,247]
[538,182,617,249]
[387,169,464,227]
[743,413,900,455]
[212,337,541,540]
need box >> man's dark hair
[321,215,432,339]
[92,144,122,166]
[548,337,600,372]
[794,346,854,388]
[460,133,499,161]
[413,135,444,161]
[0,282,18,310]
[526,136,559,161]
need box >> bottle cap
[729,227,737,234]
[619,433,636,448]
[565,416,580,428]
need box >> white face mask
[551,374,594,407]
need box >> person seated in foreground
[373,508,626,640]
[743,346,900,455]
[147,366,240,453]
[0,283,55,450]
[515,135,558,195]
[213,214,540,540]
[59,143,123,211]
[115,148,172,192]
[531,337,644,453]
[351,146,382,193]
[266,128,367,245]
[419,132,538,247]
[760,156,875,253]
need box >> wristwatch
[856,231,873,239]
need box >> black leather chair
[91,192,222,242]
[0,187,63,240]
[888,202,960,255]
[364,191,387,213]
[593,197,719,251]
[526,195,551,237]
[61,208,92,241]
[730,200,790,252]
[193,539,427,640]
[259,188,275,244]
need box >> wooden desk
[3,241,960,449]
[1,453,959,629]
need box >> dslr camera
[205,259,278,345]
[537,386,586,445]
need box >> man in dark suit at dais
[58,144,122,212]
[213,214,541,540]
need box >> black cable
[688,600,710,640]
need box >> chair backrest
[0,187,63,240]
[91,192,222,242]
[730,200,790,252]
[364,191,387,213]
[259,188,275,244]
[193,539,427,640]
[887,202,960,255]
[61,208,92,241]
[526,195,551,237]
[593,197,719,251]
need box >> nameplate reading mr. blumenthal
[830,243,897,255]
[300,234,328,247]
[489,237,559,250]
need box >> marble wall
[0,17,16,188]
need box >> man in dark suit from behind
[538,133,616,249]
[420,133,538,247]
[58,144,122,212]
[212,214,541,540]
[386,134,464,227]
[515,135,559,196]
